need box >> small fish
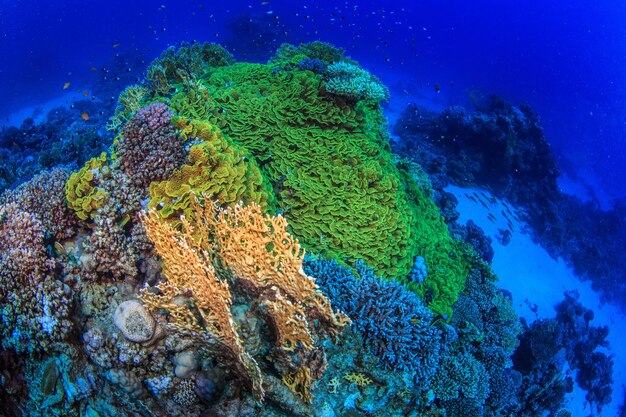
[63,82,71,89]
[54,242,66,255]
[83,91,89,97]
[434,83,440,93]
[118,213,131,228]
[112,43,120,48]
[90,66,97,71]
[81,113,90,121]
[261,1,269,4]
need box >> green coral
[169,79,219,121]
[65,152,110,220]
[146,42,234,95]
[142,43,468,316]
[148,119,271,221]
[107,84,150,131]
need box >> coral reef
[116,102,185,192]
[0,41,577,417]
[393,95,626,311]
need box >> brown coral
[213,202,351,340]
[139,197,349,402]
[117,102,185,193]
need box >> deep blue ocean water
[1,0,625,204]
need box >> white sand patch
[447,184,625,416]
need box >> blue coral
[297,58,326,74]
[304,258,441,373]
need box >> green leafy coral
[143,43,468,316]
[148,118,271,221]
[65,152,110,220]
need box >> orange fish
[83,91,89,97]
[63,82,71,89]
[81,113,90,121]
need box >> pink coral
[117,103,185,192]
[0,203,52,283]
[0,203,72,354]
[0,169,80,241]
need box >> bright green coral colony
[71,42,469,316]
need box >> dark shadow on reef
[392,95,626,311]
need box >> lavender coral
[117,102,185,193]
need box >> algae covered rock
[113,300,156,343]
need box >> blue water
[1,0,625,203]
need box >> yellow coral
[65,152,109,220]
[148,119,270,222]
[212,201,351,347]
[282,366,313,403]
[344,373,373,386]
[140,196,349,401]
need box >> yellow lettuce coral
[148,119,271,221]
[65,152,110,220]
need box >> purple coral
[117,103,185,192]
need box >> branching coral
[304,258,441,375]
[0,204,72,354]
[117,102,185,193]
[213,202,350,341]
[324,61,390,102]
